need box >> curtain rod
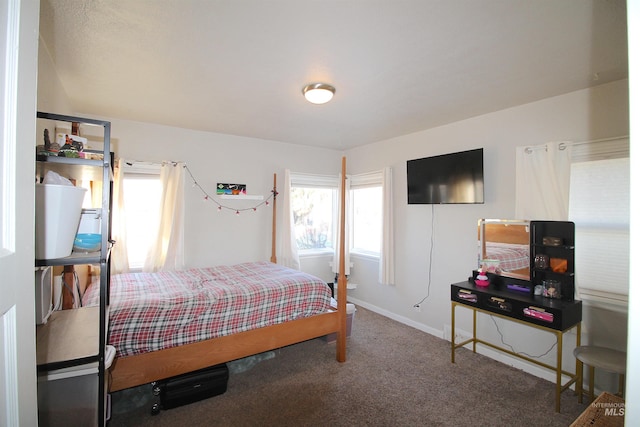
[524,135,628,153]
[560,135,629,150]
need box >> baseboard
[346,296,573,386]
[346,297,443,337]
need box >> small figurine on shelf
[475,268,490,287]
[37,129,60,156]
[44,128,51,151]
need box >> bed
[478,219,530,277]
[92,158,350,392]
[83,261,333,358]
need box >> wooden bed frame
[109,157,349,392]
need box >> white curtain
[143,161,185,272]
[379,166,395,285]
[515,141,572,220]
[110,158,130,274]
[279,169,300,269]
[333,173,351,277]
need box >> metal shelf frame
[35,111,112,426]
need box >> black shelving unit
[35,112,112,427]
[530,221,576,301]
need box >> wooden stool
[573,346,626,403]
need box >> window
[515,137,628,308]
[291,186,336,251]
[289,171,383,257]
[287,168,393,284]
[289,174,338,254]
[569,156,629,307]
[121,163,162,269]
[350,176,383,257]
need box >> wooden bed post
[336,157,348,362]
[271,173,277,263]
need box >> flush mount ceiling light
[302,83,336,104]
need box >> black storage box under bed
[152,363,229,412]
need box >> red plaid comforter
[485,242,530,272]
[83,262,331,357]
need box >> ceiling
[38,0,628,151]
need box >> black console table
[450,279,582,412]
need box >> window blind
[568,156,629,308]
[563,136,629,163]
[290,172,338,188]
[350,170,383,188]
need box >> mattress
[82,261,331,357]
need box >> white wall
[37,35,74,115]
[344,79,630,385]
[109,118,343,272]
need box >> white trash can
[323,303,356,343]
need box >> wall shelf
[218,194,264,200]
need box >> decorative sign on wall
[216,183,247,196]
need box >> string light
[183,164,276,215]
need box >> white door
[1,0,39,426]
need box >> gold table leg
[576,323,583,403]
[451,302,456,363]
[589,365,596,403]
[556,331,563,412]
[472,309,477,353]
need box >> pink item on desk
[474,269,490,287]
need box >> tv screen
[407,148,484,204]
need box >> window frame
[288,170,385,261]
[121,162,163,270]
[349,171,383,259]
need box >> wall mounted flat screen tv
[407,148,484,204]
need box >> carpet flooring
[108,305,589,426]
